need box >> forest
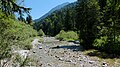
[0,0,120,67]
[34,0,120,54]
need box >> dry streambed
[29,37,120,67]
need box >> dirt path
[29,37,108,67]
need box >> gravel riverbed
[29,37,120,67]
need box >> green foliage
[76,0,120,54]
[21,37,35,50]
[55,30,79,41]
[38,29,45,36]
[93,35,120,54]
[76,0,100,48]
[93,36,108,48]
[0,18,38,60]
[55,30,66,40]
[34,2,77,36]
[0,0,31,21]
[13,54,33,67]
[34,0,120,55]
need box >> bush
[93,36,120,54]
[55,30,79,41]
[0,18,38,59]
[38,29,45,36]
[93,36,108,49]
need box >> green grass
[82,49,120,66]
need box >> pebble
[80,64,84,67]
[59,57,64,61]
[47,63,51,66]
[78,57,82,61]
[39,63,42,66]
[102,62,108,67]
[33,51,36,53]
[65,59,71,62]
[89,61,95,64]
[56,45,60,48]
[74,40,80,44]
[39,46,43,49]
[55,55,59,58]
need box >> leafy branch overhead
[0,0,31,21]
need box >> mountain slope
[34,2,69,22]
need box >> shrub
[38,29,45,36]
[93,36,120,54]
[0,18,38,60]
[55,30,79,41]
[93,36,108,48]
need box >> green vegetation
[34,0,120,55]
[0,0,38,66]
[0,17,38,60]
[55,30,79,41]
[76,0,100,48]
[0,0,31,22]
[38,29,45,36]
[76,0,120,54]
[34,2,77,36]
[82,49,120,66]
[1,0,120,66]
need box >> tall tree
[76,0,100,48]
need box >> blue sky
[24,0,77,20]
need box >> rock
[47,63,51,66]
[14,50,29,58]
[72,62,77,65]
[56,45,60,48]
[47,51,49,53]
[59,57,64,61]
[78,58,82,61]
[74,40,80,44]
[102,62,108,67]
[38,46,43,49]
[89,61,95,64]
[80,64,84,67]
[65,59,72,62]
[64,50,67,53]
[51,54,53,56]
[39,63,42,66]
[33,51,36,53]
[55,55,59,58]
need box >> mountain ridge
[34,2,70,22]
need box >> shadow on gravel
[51,45,84,51]
[86,50,120,59]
